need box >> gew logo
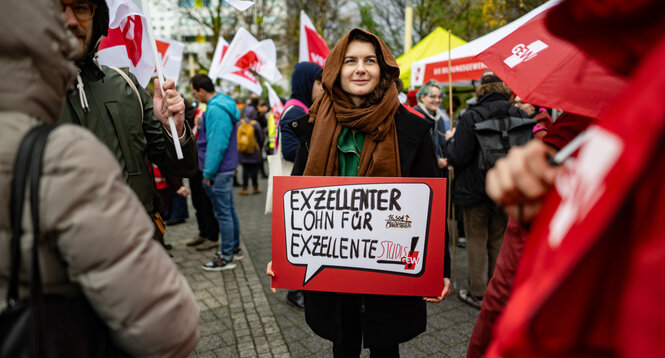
[504,40,548,68]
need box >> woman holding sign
[268,28,451,357]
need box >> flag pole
[141,0,184,160]
[447,29,458,293]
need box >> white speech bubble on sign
[282,182,433,285]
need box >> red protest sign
[271,176,446,297]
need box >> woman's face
[340,40,381,106]
[421,86,442,113]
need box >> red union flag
[299,11,329,67]
[209,36,263,95]
[218,27,282,87]
[476,11,627,119]
[265,83,284,119]
[154,37,184,83]
[98,0,155,87]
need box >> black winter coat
[289,105,451,347]
[446,92,527,207]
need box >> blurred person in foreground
[466,112,595,358]
[484,0,665,356]
[0,0,199,356]
[268,28,451,357]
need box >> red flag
[154,37,184,83]
[209,35,264,95]
[98,0,155,87]
[476,12,627,119]
[299,11,329,67]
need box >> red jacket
[487,1,665,355]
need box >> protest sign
[271,176,446,297]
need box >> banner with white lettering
[271,176,446,296]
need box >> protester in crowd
[275,61,324,310]
[414,80,450,174]
[237,115,264,195]
[279,62,324,162]
[0,0,199,355]
[513,95,553,139]
[242,93,260,122]
[484,1,665,355]
[58,0,198,248]
[257,101,270,178]
[268,28,451,357]
[186,104,222,251]
[164,174,190,225]
[466,112,595,358]
[190,74,243,271]
[445,70,528,309]
[407,88,419,107]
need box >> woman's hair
[344,30,398,107]
[416,80,442,101]
[476,81,512,98]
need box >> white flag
[208,37,229,81]
[218,27,282,84]
[299,11,329,67]
[225,0,255,11]
[209,36,263,95]
[97,0,155,87]
[265,83,284,120]
[154,37,184,83]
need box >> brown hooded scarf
[303,28,402,177]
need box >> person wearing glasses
[413,80,450,174]
[58,0,198,247]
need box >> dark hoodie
[279,62,323,162]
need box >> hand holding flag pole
[141,0,184,160]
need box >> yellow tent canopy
[397,27,467,89]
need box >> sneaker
[233,247,244,260]
[195,239,220,251]
[457,237,467,248]
[458,289,482,309]
[202,257,236,271]
[185,236,207,247]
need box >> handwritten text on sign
[272,176,446,296]
[284,182,432,285]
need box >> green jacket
[60,59,197,213]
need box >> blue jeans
[202,173,240,261]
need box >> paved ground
[165,177,479,357]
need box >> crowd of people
[2,0,664,357]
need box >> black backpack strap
[7,124,61,308]
[472,106,491,122]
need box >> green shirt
[337,126,365,176]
